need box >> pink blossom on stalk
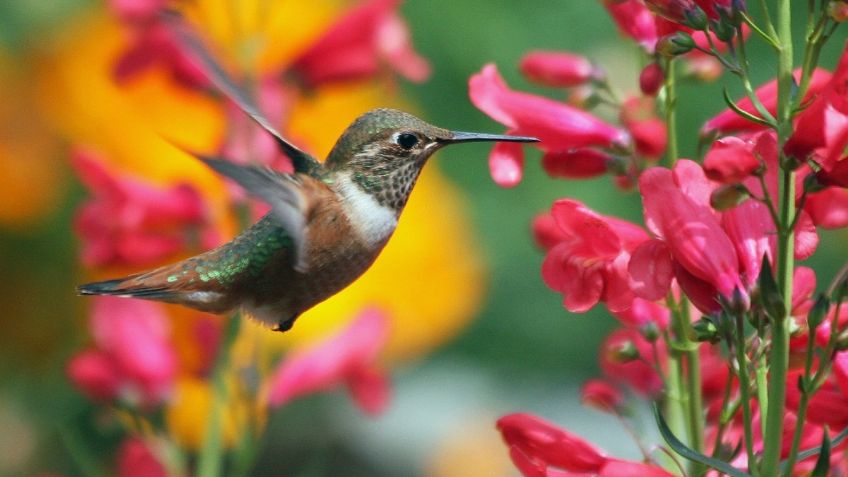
[532,213,568,251]
[634,160,745,311]
[116,438,166,477]
[805,186,848,228]
[496,413,608,473]
[611,297,671,329]
[601,0,678,52]
[541,199,649,312]
[702,68,833,135]
[703,136,760,183]
[267,308,391,415]
[643,0,704,25]
[72,149,218,268]
[784,43,848,170]
[68,297,176,405]
[519,51,601,88]
[289,0,430,88]
[469,64,629,186]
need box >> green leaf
[810,428,831,477]
[722,88,775,129]
[653,403,752,477]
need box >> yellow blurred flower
[165,376,262,449]
[43,1,484,366]
[0,48,65,229]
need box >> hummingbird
[77,15,538,332]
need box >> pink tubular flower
[542,149,610,179]
[601,328,665,396]
[633,160,745,311]
[519,50,601,88]
[289,0,430,88]
[496,413,608,474]
[267,308,391,415]
[116,438,166,477]
[72,149,218,268]
[805,186,848,228]
[602,0,678,52]
[68,297,176,406]
[469,63,629,186]
[581,379,624,413]
[541,199,649,313]
[703,136,761,183]
[620,96,667,159]
[702,68,833,136]
[784,43,848,170]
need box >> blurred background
[0,0,845,476]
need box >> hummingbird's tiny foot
[272,314,298,333]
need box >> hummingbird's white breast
[334,172,399,248]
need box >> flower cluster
[470,0,848,475]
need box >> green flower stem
[734,315,758,476]
[663,58,678,163]
[197,313,242,477]
[760,0,795,473]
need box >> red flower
[267,308,391,415]
[496,413,608,474]
[289,0,430,88]
[542,149,610,179]
[116,438,167,477]
[68,297,177,405]
[541,199,649,313]
[581,379,624,413]
[702,68,833,135]
[72,149,218,268]
[519,51,601,88]
[805,186,848,229]
[639,62,664,96]
[469,64,629,186]
[602,0,678,52]
[784,43,848,170]
[600,328,665,396]
[620,96,667,159]
[703,136,761,183]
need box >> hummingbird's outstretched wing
[163,11,322,176]
[194,154,312,272]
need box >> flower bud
[804,171,828,194]
[641,321,661,342]
[580,379,624,414]
[692,317,720,343]
[645,0,708,29]
[836,329,848,350]
[827,1,848,22]
[609,340,640,363]
[639,63,664,96]
[520,51,603,88]
[710,184,750,211]
[710,17,736,42]
[756,258,786,320]
[657,32,696,57]
[806,294,830,330]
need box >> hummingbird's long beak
[442,131,539,144]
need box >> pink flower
[541,199,649,313]
[496,413,608,474]
[600,328,665,396]
[602,0,678,52]
[267,308,391,415]
[805,186,848,229]
[116,438,166,477]
[289,0,430,88]
[784,44,848,170]
[634,160,745,311]
[620,96,667,159]
[469,64,629,186]
[581,379,624,413]
[611,297,671,329]
[644,0,704,25]
[542,149,610,179]
[600,460,676,477]
[703,136,761,183]
[72,149,218,268]
[519,51,601,88]
[639,62,664,96]
[68,297,176,405]
[702,68,833,136]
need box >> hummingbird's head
[325,109,536,210]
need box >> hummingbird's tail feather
[77,265,232,314]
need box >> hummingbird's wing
[163,11,323,176]
[195,155,314,272]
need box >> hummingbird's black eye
[395,132,419,150]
